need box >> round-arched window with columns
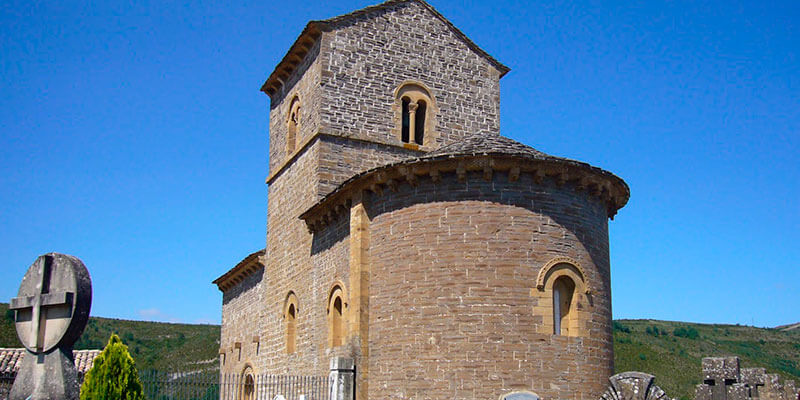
[392,82,437,147]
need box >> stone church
[213,0,630,399]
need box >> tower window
[414,100,426,145]
[287,96,300,155]
[393,82,436,147]
[401,97,411,143]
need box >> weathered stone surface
[8,253,92,400]
[696,384,714,400]
[216,1,627,400]
[728,383,749,400]
[703,357,741,383]
[762,374,784,400]
[600,372,674,400]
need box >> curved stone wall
[364,169,613,400]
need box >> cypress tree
[80,333,145,400]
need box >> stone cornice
[212,250,265,292]
[299,154,630,232]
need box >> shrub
[613,321,631,333]
[646,325,664,337]
[673,326,699,339]
[80,334,145,400]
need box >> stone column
[407,102,418,144]
[329,357,355,400]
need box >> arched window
[287,96,300,154]
[401,97,411,143]
[552,276,576,336]
[240,366,256,400]
[327,285,346,348]
[532,257,589,337]
[414,100,426,145]
[284,292,298,354]
[393,82,436,147]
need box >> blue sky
[1,0,797,327]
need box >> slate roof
[426,133,551,159]
[261,0,510,96]
[300,133,629,224]
[0,348,101,375]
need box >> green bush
[646,325,663,337]
[613,321,631,333]
[673,326,699,339]
[80,334,145,400]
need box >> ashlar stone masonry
[214,1,630,399]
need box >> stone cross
[9,253,92,400]
[740,368,766,398]
[702,357,741,400]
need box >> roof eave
[299,153,630,231]
[212,250,266,292]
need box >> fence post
[328,357,354,400]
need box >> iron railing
[0,370,330,400]
[138,370,330,400]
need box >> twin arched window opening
[401,97,426,145]
[285,286,346,353]
[395,83,435,147]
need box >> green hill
[614,319,800,400]
[1,302,219,372]
[4,303,799,399]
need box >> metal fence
[138,370,330,400]
[0,370,331,400]
[218,374,331,400]
[0,375,13,400]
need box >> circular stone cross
[10,253,92,354]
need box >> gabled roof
[261,0,510,97]
[0,348,101,375]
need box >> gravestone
[702,357,741,400]
[8,253,92,400]
[599,371,674,400]
[740,368,766,398]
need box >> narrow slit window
[286,303,296,354]
[414,100,426,145]
[401,97,411,143]
[332,295,343,347]
[287,97,300,155]
[553,276,575,336]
